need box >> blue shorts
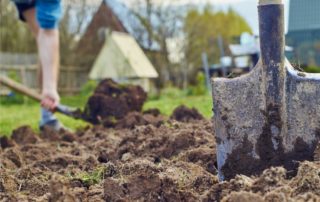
[14,0,62,29]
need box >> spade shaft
[212,0,320,181]
[0,75,84,120]
[260,0,285,109]
[260,0,286,149]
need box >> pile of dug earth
[0,80,319,201]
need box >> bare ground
[0,114,319,201]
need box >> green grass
[69,166,107,187]
[144,94,212,118]
[0,103,89,137]
[0,93,213,136]
[0,95,90,136]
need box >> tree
[127,0,185,88]
[128,2,252,88]
[183,6,252,83]
[59,0,97,66]
[0,0,36,53]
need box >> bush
[80,80,98,97]
[186,72,208,96]
[304,66,320,73]
[160,87,187,99]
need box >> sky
[121,0,290,34]
[69,0,290,35]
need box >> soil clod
[0,136,15,149]
[170,105,204,122]
[11,126,38,145]
[83,79,147,125]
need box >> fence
[0,65,88,95]
[0,53,38,65]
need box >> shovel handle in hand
[0,75,82,119]
[0,75,43,101]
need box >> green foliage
[159,87,188,99]
[183,6,252,68]
[186,72,207,96]
[304,66,320,73]
[0,0,95,65]
[144,94,212,118]
[0,1,37,53]
[80,80,97,97]
[72,166,107,187]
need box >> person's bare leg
[23,8,60,110]
[23,8,62,130]
[37,29,60,110]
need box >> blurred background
[0,0,319,134]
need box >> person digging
[12,0,64,131]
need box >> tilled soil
[0,112,319,201]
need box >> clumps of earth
[82,79,203,129]
[0,79,319,201]
[83,79,148,125]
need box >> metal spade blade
[212,0,320,181]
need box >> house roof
[76,1,127,65]
[89,31,159,79]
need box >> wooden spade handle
[0,75,42,102]
[0,75,85,121]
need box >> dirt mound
[0,118,319,201]
[103,159,216,201]
[170,105,204,122]
[11,126,38,145]
[40,126,77,142]
[205,161,320,201]
[0,136,15,149]
[143,108,161,116]
[111,112,165,129]
[83,79,147,124]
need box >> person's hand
[41,89,60,112]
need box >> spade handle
[0,75,82,119]
[0,75,42,101]
[259,0,285,68]
[258,0,286,133]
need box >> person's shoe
[39,119,68,132]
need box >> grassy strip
[70,166,107,187]
[0,94,213,136]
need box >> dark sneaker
[39,119,68,132]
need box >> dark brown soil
[11,126,38,145]
[0,81,319,201]
[0,136,15,149]
[112,111,165,129]
[0,117,319,201]
[170,105,204,122]
[83,79,147,124]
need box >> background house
[76,1,128,68]
[286,0,320,67]
[89,31,158,92]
